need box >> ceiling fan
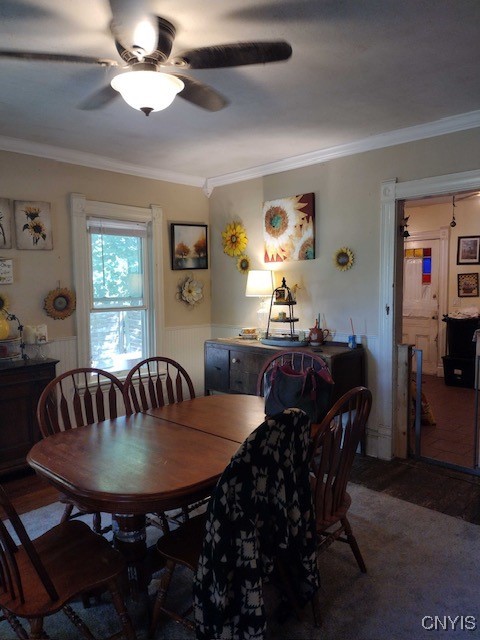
[0,4,292,116]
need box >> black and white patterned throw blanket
[193,407,319,640]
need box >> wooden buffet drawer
[229,350,260,393]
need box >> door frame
[403,228,449,376]
[379,169,480,459]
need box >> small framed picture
[0,258,13,284]
[457,272,479,297]
[457,236,480,265]
[170,223,208,270]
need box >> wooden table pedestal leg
[112,513,147,598]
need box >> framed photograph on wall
[457,236,480,265]
[457,272,479,297]
[170,223,208,270]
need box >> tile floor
[417,374,477,469]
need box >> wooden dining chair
[0,484,137,640]
[123,356,195,414]
[36,367,127,535]
[256,349,334,436]
[309,386,372,624]
[256,349,333,397]
[124,356,198,531]
[148,408,319,638]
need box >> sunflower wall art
[333,247,355,271]
[14,201,53,250]
[222,222,248,257]
[263,193,315,263]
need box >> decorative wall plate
[334,247,355,271]
[44,287,76,319]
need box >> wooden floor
[3,455,480,525]
[1,469,59,516]
[350,455,480,524]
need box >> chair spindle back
[124,357,195,413]
[310,386,372,521]
[36,368,126,437]
[256,349,332,396]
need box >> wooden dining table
[27,393,267,592]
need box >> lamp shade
[245,270,274,297]
[111,71,184,115]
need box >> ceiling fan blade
[174,74,228,111]
[0,50,117,66]
[171,41,292,69]
[78,85,119,110]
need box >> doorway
[401,192,480,473]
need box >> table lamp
[245,270,274,330]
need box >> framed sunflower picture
[263,192,315,263]
[14,200,53,250]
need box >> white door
[402,239,439,375]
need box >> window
[88,218,148,372]
[71,194,164,375]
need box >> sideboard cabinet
[0,358,58,476]
[204,339,365,400]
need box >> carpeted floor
[2,484,479,640]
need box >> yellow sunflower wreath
[222,222,248,257]
[236,255,251,274]
[44,287,76,320]
[333,247,355,271]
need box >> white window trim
[70,193,164,369]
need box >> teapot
[309,323,330,346]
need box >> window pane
[90,310,146,371]
[91,233,144,308]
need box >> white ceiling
[0,0,479,191]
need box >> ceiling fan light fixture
[110,70,184,115]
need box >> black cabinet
[204,339,366,401]
[442,316,480,387]
[0,358,58,476]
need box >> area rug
[2,485,479,639]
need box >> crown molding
[204,110,480,194]
[0,109,479,194]
[0,135,204,188]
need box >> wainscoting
[30,325,213,398]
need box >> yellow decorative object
[44,287,76,320]
[222,222,248,257]
[0,314,9,339]
[333,247,355,271]
[236,254,251,274]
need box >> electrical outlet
[453,298,460,307]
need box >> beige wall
[1,128,479,394]
[0,151,211,340]
[209,129,480,342]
